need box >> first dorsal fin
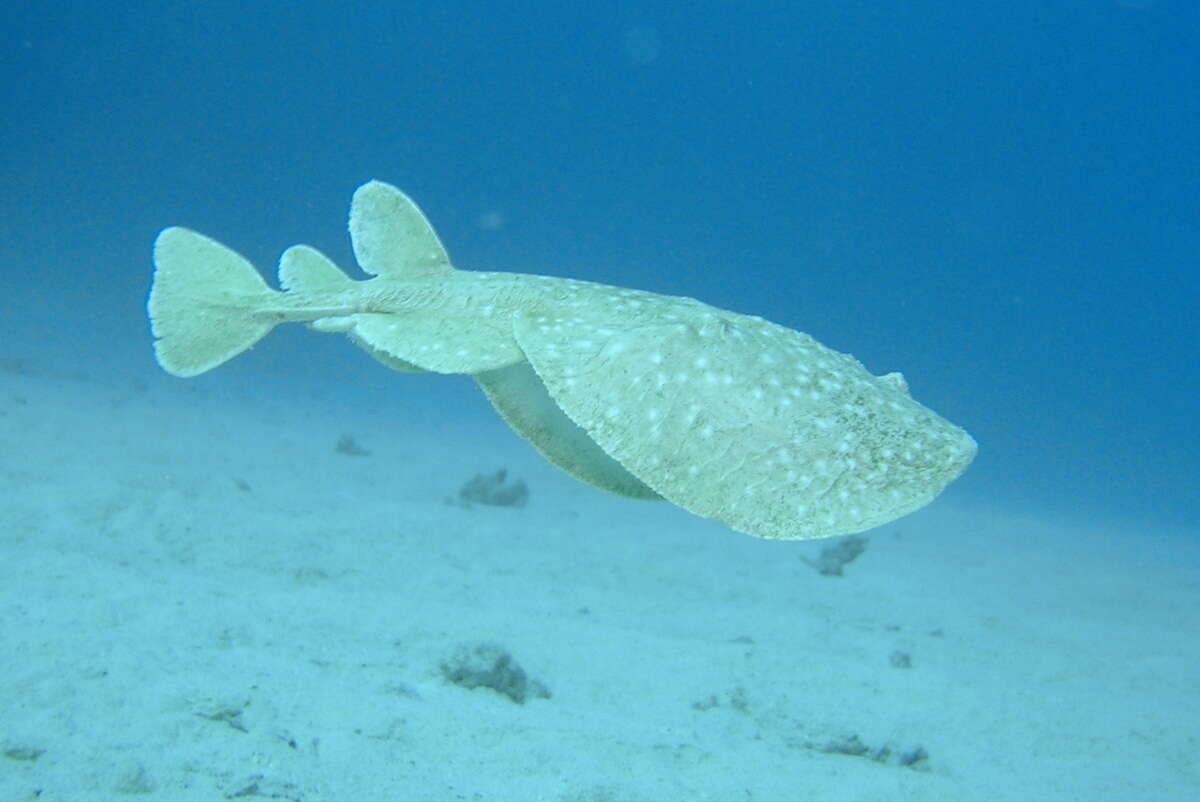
[349,180,453,279]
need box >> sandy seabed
[1,356,1197,802]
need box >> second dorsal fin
[277,244,352,293]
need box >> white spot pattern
[509,279,977,539]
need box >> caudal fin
[148,227,279,377]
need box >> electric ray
[148,180,976,540]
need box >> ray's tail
[147,227,280,377]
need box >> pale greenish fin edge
[475,362,662,501]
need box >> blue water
[2,0,1196,526]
